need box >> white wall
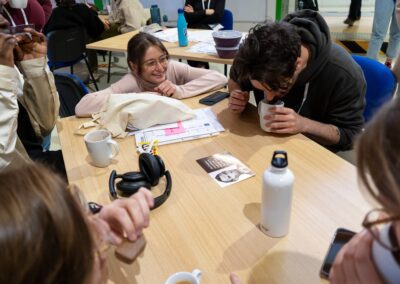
[138,0,375,26]
[139,0,272,23]
[140,0,184,21]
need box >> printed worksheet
[133,108,224,152]
[196,152,255,188]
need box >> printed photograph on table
[196,152,255,188]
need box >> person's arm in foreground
[330,230,384,284]
[92,188,154,245]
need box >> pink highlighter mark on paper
[164,121,186,136]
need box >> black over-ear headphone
[109,153,172,210]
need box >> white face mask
[9,0,28,9]
[372,223,400,284]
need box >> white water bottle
[260,150,294,238]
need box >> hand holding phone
[320,228,356,279]
[199,91,230,106]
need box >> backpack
[298,0,319,11]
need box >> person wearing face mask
[75,32,228,117]
[228,10,366,152]
[328,98,400,284]
[0,9,65,177]
[1,0,45,32]
[0,163,153,284]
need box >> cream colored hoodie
[108,0,150,33]
[0,57,59,170]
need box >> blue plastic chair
[220,9,234,75]
[47,28,99,91]
[221,9,233,30]
[54,72,89,118]
[352,55,397,122]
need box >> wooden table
[86,30,233,65]
[57,96,370,283]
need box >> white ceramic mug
[165,269,202,284]
[9,0,28,9]
[84,130,119,167]
[257,99,284,132]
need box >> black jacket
[230,10,366,152]
[184,0,225,29]
[43,4,104,39]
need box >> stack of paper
[131,108,224,150]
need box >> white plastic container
[260,150,294,238]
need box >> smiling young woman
[75,32,228,117]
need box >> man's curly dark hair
[235,21,301,92]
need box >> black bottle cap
[271,150,288,168]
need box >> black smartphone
[199,91,230,106]
[320,228,356,279]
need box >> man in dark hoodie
[228,10,366,152]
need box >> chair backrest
[352,55,397,122]
[47,28,87,66]
[54,72,88,118]
[221,9,233,30]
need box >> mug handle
[191,269,202,283]
[107,139,120,159]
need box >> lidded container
[177,8,188,47]
[150,4,161,25]
[260,150,294,238]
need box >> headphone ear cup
[153,155,165,174]
[121,171,146,182]
[116,179,151,197]
[139,153,162,186]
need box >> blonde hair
[356,98,400,214]
[0,164,95,284]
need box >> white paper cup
[258,99,284,132]
[84,130,119,167]
[165,269,202,284]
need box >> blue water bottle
[177,8,188,47]
[150,5,161,25]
